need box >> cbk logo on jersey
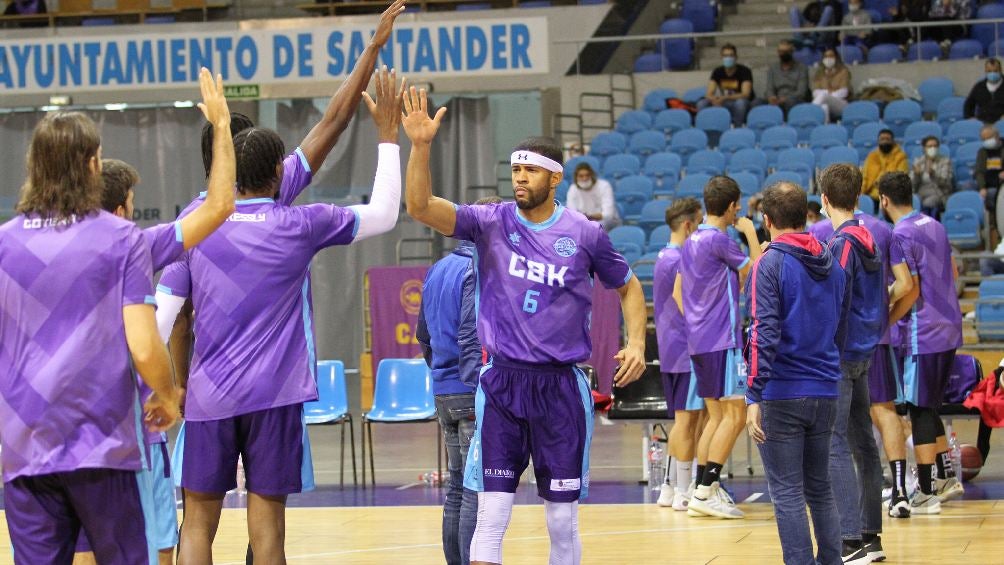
[507,252,568,287]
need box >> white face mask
[925,146,939,158]
[822,57,836,69]
[577,178,594,190]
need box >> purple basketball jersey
[680,225,749,355]
[0,212,154,481]
[144,222,184,272]
[889,212,963,354]
[157,197,358,422]
[451,203,631,366]
[654,244,689,373]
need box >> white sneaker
[687,484,713,517]
[712,483,745,519]
[687,482,744,519]
[909,492,942,515]
[934,477,965,503]
[672,486,691,511]
[885,495,911,518]
[657,484,675,507]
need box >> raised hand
[362,65,405,144]
[372,0,407,48]
[196,67,229,129]
[402,86,447,145]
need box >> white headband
[510,151,563,173]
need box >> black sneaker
[863,536,886,562]
[842,541,873,565]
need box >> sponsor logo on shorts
[484,468,515,479]
[550,478,581,492]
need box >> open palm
[402,86,446,144]
[196,67,229,129]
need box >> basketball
[961,444,983,482]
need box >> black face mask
[779,52,794,63]
[879,143,894,154]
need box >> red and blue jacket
[828,219,884,362]
[745,233,849,404]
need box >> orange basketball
[960,444,983,482]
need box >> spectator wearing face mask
[812,48,851,123]
[697,43,755,127]
[976,125,1004,224]
[842,0,873,48]
[862,129,908,201]
[565,163,620,231]
[763,39,810,117]
[964,58,1004,124]
[911,136,954,218]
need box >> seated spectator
[762,40,810,116]
[927,0,970,43]
[976,125,1004,229]
[811,48,851,123]
[870,0,922,45]
[842,0,873,49]
[806,200,823,227]
[745,193,770,243]
[862,128,908,200]
[3,0,45,15]
[696,44,755,127]
[911,135,954,218]
[980,241,1004,277]
[566,163,620,231]
[791,0,844,48]
[964,59,1004,124]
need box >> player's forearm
[180,123,236,250]
[619,276,647,351]
[124,305,177,399]
[404,142,456,234]
[889,293,917,325]
[348,143,401,240]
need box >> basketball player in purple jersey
[0,111,181,565]
[402,87,647,565]
[881,172,965,515]
[653,198,706,511]
[676,176,761,519]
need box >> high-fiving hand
[372,0,407,48]
[196,67,229,129]
[402,86,447,145]
[362,65,405,143]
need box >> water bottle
[949,432,962,481]
[647,440,665,491]
[236,455,247,496]
[418,472,442,486]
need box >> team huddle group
[652,165,966,565]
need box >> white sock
[544,500,581,565]
[470,492,514,564]
[676,460,692,491]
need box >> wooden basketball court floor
[0,419,999,563]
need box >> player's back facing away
[654,244,689,374]
[680,225,749,356]
[0,211,154,480]
[158,198,357,421]
[451,201,630,366]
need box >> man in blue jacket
[417,197,499,565]
[745,181,848,565]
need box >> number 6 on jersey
[522,290,540,314]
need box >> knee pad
[469,492,514,564]
[909,405,940,445]
[544,501,581,565]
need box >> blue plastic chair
[687,149,727,176]
[639,200,672,233]
[760,125,798,166]
[731,171,761,196]
[617,243,643,265]
[660,18,695,70]
[840,101,880,137]
[943,209,982,249]
[726,148,768,181]
[676,173,712,199]
[852,122,884,161]
[788,103,826,143]
[973,4,1004,49]
[718,128,756,156]
[857,195,876,216]
[776,147,816,188]
[809,124,850,160]
[633,260,656,301]
[794,47,821,67]
[976,276,1004,340]
[681,1,716,32]
[653,109,692,137]
[602,153,642,180]
[883,99,922,139]
[616,176,655,221]
[616,110,654,135]
[682,86,707,104]
[695,107,732,145]
[304,360,357,487]
[610,225,647,251]
[955,141,983,191]
[648,224,672,252]
[908,41,942,62]
[764,170,805,190]
[589,132,628,159]
[867,43,904,63]
[362,358,438,486]
[746,105,784,139]
[938,97,967,130]
[555,180,570,204]
[918,76,954,115]
[644,152,682,188]
[818,146,861,168]
[837,44,865,65]
[563,155,601,180]
[669,128,709,160]
[902,121,943,149]
[643,88,678,114]
[628,130,667,157]
[946,191,986,226]
[950,39,984,60]
[634,53,666,73]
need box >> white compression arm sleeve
[155,292,186,344]
[348,143,401,241]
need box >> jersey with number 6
[452,202,632,366]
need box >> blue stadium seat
[695,107,732,145]
[840,101,880,136]
[660,18,695,70]
[973,4,1004,49]
[867,43,904,63]
[858,195,876,215]
[818,146,861,168]
[946,191,985,226]
[883,99,922,139]
[601,153,642,180]
[609,225,647,252]
[682,86,706,104]
[918,76,954,115]
[954,141,983,191]
[731,171,761,196]
[943,209,982,249]
[628,130,667,157]
[563,155,601,180]
[618,243,643,265]
[746,105,784,139]
[976,276,1004,340]
[555,180,570,203]
[794,47,820,67]
[643,88,678,114]
[616,110,654,135]
[718,128,757,156]
[945,118,983,148]
[788,103,826,142]
[648,224,672,252]
[902,121,943,149]
[949,39,985,60]
[764,170,805,190]
[669,128,709,160]
[616,174,655,199]
[908,41,942,62]
[759,125,798,166]
[634,53,666,73]
[644,152,682,194]
[589,132,628,159]
[639,200,672,233]
[809,124,850,160]
[653,109,692,137]
[686,149,727,175]
[726,148,768,181]
[776,147,816,188]
[633,260,656,301]
[837,45,865,65]
[852,122,883,161]
[680,1,716,33]
[990,39,1004,57]
[676,173,712,198]
[937,96,967,129]
[614,179,654,223]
